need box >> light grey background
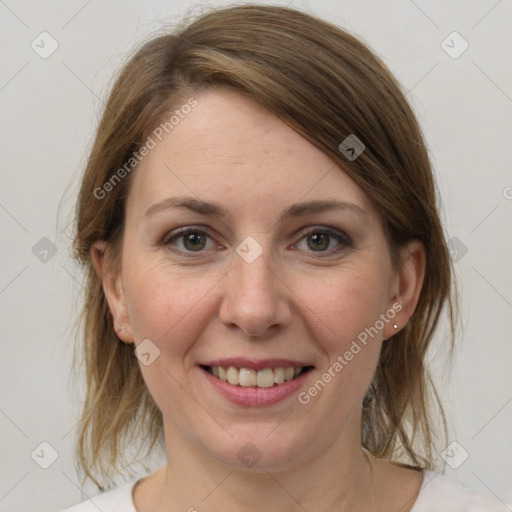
[1,1,511,511]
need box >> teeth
[226,366,239,385]
[257,368,274,388]
[239,368,256,387]
[274,367,285,384]
[207,365,307,388]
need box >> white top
[60,470,510,511]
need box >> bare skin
[93,87,426,512]
[132,454,423,512]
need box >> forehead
[127,87,374,222]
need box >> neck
[148,416,375,512]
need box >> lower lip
[201,367,313,407]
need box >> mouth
[200,364,315,388]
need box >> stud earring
[393,324,398,329]
[117,325,125,332]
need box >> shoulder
[412,470,510,512]
[58,479,138,512]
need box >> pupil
[185,233,205,251]
[309,233,328,251]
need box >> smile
[201,365,314,388]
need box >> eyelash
[162,226,352,258]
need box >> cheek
[294,267,389,349]
[123,257,223,357]
[121,259,226,420]
[291,269,387,400]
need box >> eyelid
[162,225,352,256]
[294,225,352,246]
[290,225,352,256]
[162,226,212,245]
[162,226,220,257]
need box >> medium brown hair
[71,3,458,489]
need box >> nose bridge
[219,235,290,336]
[233,235,278,307]
[235,239,275,297]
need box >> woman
[62,4,508,511]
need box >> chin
[199,425,319,473]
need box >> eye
[292,227,351,255]
[162,226,351,257]
[163,228,218,255]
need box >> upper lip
[200,358,314,371]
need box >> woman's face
[100,87,422,471]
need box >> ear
[383,239,426,340]
[91,240,134,344]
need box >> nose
[218,242,293,338]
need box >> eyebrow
[143,196,368,223]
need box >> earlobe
[90,241,134,343]
[383,240,426,340]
